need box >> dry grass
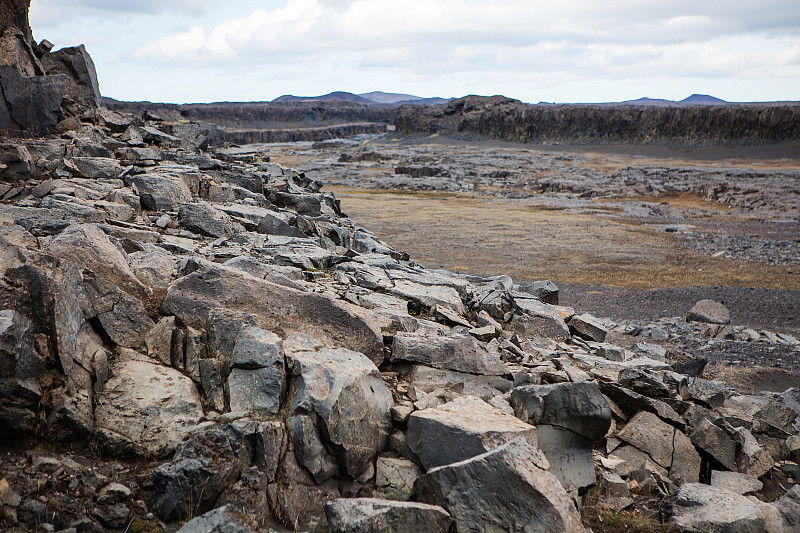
[332,186,800,290]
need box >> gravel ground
[558,283,800,336]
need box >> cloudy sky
[29,0,800,104]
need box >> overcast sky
[29,0,800,104]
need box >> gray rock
[672,483,764,533]
[227,326,286,414]
[689,417,738,471]
[511,297,570,341]
[407,395,537,470]
[711,470,763,495]
[568,313,607,342]
[510,382,611,441]
[754,485,800,533]
[617,411,676,469]
[511,382,611,490]
[391,333,506,376]
[178,202,245,239]
[256,211,306,237]
[145,316,175,366]
[177,505,255,533]
[0,143,34,180]
[45,223,152,304]
[255,420,288,483]
[686,299,731,324]
[287,339,393,481]
[324,498,452,533]
[92,502,131,529]
[598,381,685,427]
[376,457,421,500]
[517,280,559,305]
[0,65,65,137]
[162,262,384,364]
[199,358,226,411]
[94,360,203,457]
[413,437,587,533]
[131,173,192,211]
[66,157,121,179]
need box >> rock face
[94,360,204,457]
[286,339,393,482]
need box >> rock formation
[0,106,797,532]
[0,0,101,137]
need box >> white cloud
[29,0,800,102]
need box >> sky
[28,0,800,104]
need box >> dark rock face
[0,0,32,40]
[40,44,101,117]
[0,58,65,137]
[396,95,800,146]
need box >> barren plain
[260,135,800,382]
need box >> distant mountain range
[272,91,451,107]
[616,94,727,106]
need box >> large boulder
[286,336,393,482]
[324,498,453,533]
[130,174,193,211]
[686,299,730,324]
[510,297,570,341]
[0,65,64,136]
[413,437,587,533]
[511,382,612,490]
[407,395,537,470]
[162,262,384,364]
[94,359,204,457]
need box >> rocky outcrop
[396,95,800,146]
[0,1,101,136]
[0,94,798,533]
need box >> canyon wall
[395,95,800,145]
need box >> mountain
[680,94,727,104]
[619,97,677,107]
[272,91,376,105]
[359,91,424,104]
[272,91,451,107]
[617,95,727,106]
